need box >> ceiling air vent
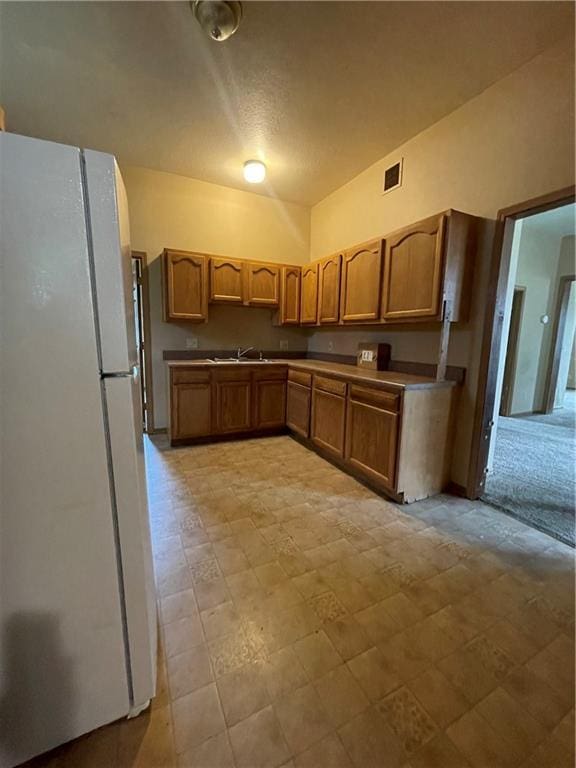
[382,159,403,195]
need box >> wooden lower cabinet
[311,385,346,458]
[345,398,398,490]
[214,376,252,433]
[286,381,311,438]
[254,374,287,429]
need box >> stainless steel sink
[206,358,273,363]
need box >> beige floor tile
[293,733,353,768]
[193,578,231,612]
[314,664,370,727]
[483,619,540,665]
[255,561,290,589]
[177,731,235,767]
[449,711,520,768]
[502,665,572,729]
[293,630,342,679]
[163,615,204,658]
[208,629,259,678]
[377,686,437,754]
[438,641,503,705]
[407,667,470,728]
[228,705,290,768]
[347,646,400,702]
[409,734,471,768]
[275,682,332,753]
[379,630,431,682]
[118,706,175,768]
[217,661,270,726]
[160,589,199,625]
[171,683,225,755]
[200,601,242,641]
[552,709,575,755]
[520,735,574,768]
[323,615,372,661]
[526,639,575,703]
[308,591,348,623]
[338,706,406,768]
[354,601,400,645]
[292,570,331,599]
[475,687,546,758]
[262,645,310,700]
[379,592,424,631]
[167,644,213,700]
[359,571,401,602]
[330,577,375,613]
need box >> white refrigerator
[0,132,157,767]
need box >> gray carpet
[483,391,576,547]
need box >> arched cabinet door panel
[279,266,301,325]
[210,257,245,303]
[244,262,280,306]
[317,254,342,325]
[300,263,319,325]
[381,214,446,321]
[340,240,383,322]
[163,250,208,322]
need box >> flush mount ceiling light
[243,160,266,184]
[191,0,243,42]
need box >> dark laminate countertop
[165,358,454,391]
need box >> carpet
[483,391,576,547]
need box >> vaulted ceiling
[1,1,573,205]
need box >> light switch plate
[185,336,198,350]
[279,340,288,351]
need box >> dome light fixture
[243,160,266,184]
[191,0,243,42]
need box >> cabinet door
[286,381,311,438]
[171,382,212,440]
[245,262,280,306]
[164,250,208,322]
[381,214,446,321]
[279,267,301,325]
[210,257,245,303]
[340,241,383,322]
[214,378,252,433]
[345,398,398,490]
[300,264,318,325]
[254,379,286,429]
[318,254,342,324]
[311,388,346,457]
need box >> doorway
[471,192,576,545]
[131,251,154,433]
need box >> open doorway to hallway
[483,203,576,546]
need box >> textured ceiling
[0,1,573,205]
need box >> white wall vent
[382,158,403,195]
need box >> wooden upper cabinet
[317,254,342,325]
[300,264,319,325]
[340,240,383,323]
[278,266,301,325]
[245,262,280,306]
[210,257,245,303]
[381,214,446,321]
[163,250,208,322]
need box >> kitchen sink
[206,358,273,363]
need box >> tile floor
[27,435,574,767]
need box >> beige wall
[308,36,575,487]
[122,166,311,429]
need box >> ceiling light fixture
[191,0,243,42]
[243,160,266,184]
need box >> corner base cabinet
[168,361,456,504]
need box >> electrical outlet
[185,336,198,350]
[328,341,334,352]
[279,340,288,351]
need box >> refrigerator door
[0,132,130,767]
[102,372,157,712]
[82,149,136,373]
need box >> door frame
[131,250,155,433]
[467,185,575,498]
[499,285,526,417]
[543,274,576,413]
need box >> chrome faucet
[236,346,254,360]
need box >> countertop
[165,358,454,391]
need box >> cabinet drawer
[349,385,400,412]
[253,366,287,382]
[314,375,347,397]
[288,369,312,387]
[171,368,210,385]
